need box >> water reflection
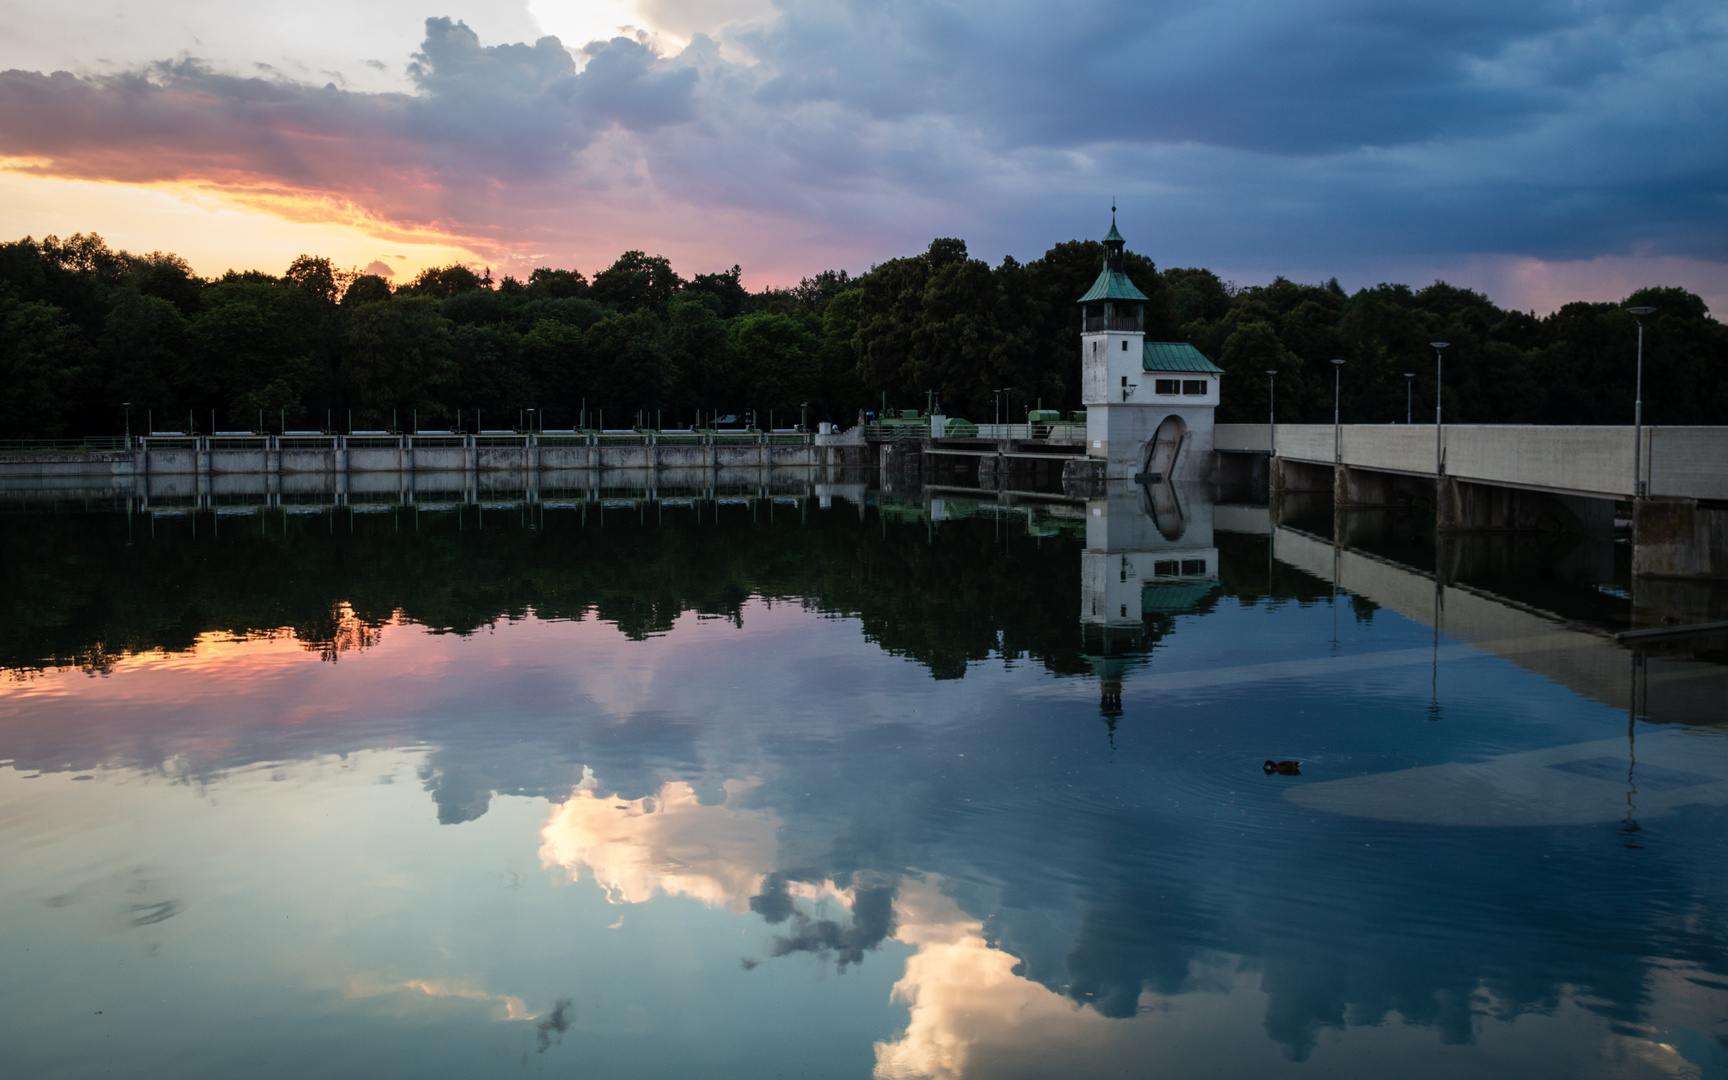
[2,480,1727,1078]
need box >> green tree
[189,281,320,428]
[341,275,393,306]
[591,251,682,314]
[1218,321,1299,424]
[129,252,203,316]
[526,267,589,299]
[584,310,675,424]
[522,318,591,426]
[400,264,489,299]
[284,255,340,306]
[95,288,189,425]
[0,296,87,436]
[819,288,864,421]
[666,295,733,419]
[339,296,457,428]
[730,311,821,420]
[452,323,533,421]
[686,265,748,318]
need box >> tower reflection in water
[1081,480,1219,725]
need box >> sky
[0,0,1724,312]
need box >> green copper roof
[1141,581,1219,614]
[1077,267,1149,303]
[1103,218,1125,244]
[1142,341,1224,373]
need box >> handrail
[0,437,130,454]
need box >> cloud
[535,998,574,1053]
[765,875,898,970]
[538,778,778,909]
[1,4,1724,311]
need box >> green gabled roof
[1103,218,1124,244]
[1077,267,1149,303]
[1141,581,1219,614]
[1142,341,1224,373]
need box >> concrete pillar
[1438,478,1557,532]
[1634,498,1728,579]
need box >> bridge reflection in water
[1068,480,1728,836]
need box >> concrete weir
[1216,423,1728,580]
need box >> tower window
[1121,340,1128,351]
[1121,376,1128,387]
[1182,380,1208,395]
[1154,379,1178,394]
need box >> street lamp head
[1629,306,1655,315]
[1266,369,1277,375]
[1403,373,1414,379]
[1430,341,1449,350]
[1331,358,1345,366]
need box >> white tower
[1079,216,1222,481]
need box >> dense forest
[0,231,1721,438]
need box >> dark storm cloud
[572,36,700,131]
[728,0,1728,262]
[0,5,1722,338]
[748,0,1581,153]
[534,998,573,1053]
[765,878,899,970]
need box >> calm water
[3,481,1727,1079]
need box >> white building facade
[1079,219,1223,482]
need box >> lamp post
[1331,359,1345,466]
[1430,342,1449,476]
[1266,370,1277,457]
[1404,373,1414,424]
[123,402,131,443]
[1628,307,1655,496]
[994,387,1012,430]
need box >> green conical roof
[1103,218,1124,244]
[1077,267,1149,303]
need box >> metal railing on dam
[1215,423,1728,502]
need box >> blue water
[1,485,1724,1079]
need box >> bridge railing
[1215,422,1728,501]
[0,437,131,455]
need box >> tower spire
[1102,204,1125,271]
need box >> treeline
[0,499,1340,683]
[0,500,1095,681]
[1,231,1722,438]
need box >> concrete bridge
[1215,423,1728,579]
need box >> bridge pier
[1269,457,1330,493]
[1635,498,1728,579]
[1335,464,1426,508]
[1435,476,1567,532]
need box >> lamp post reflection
[1623,649,1645,847]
